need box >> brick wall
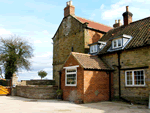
[84,71,113,103]
[101,46,150,104]
[61,54,113,103]
[16,85,57,99]
[61,54,84,102]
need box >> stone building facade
[52,1,112,86]
[61,5,150,104]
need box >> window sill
[65,85,77,87]
[125,85,147,88]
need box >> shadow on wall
[92,32,101,43]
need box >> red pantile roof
[71,52,112,70]
[75,16,112,32]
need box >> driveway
[0,96,149,113]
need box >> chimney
[113,19,122,28]
[122,6,133,26]
[64,0,75,17]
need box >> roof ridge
[75,16,112,28]
[129,16,150,25]
[71,52,91,56]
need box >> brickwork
[101,46,150,103]
[84,70,113,103]
[61,54,84,102]
[61,54,113,103]
[84,29,103,48]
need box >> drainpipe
[109,71,112,101]
[117,52,121,99]
[149,92,150,109]
[58,71,63,100]
[117,51,131,103]
[58,71,62,89]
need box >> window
[64,65,79,86]
[112,38,122,48]
[90,45,97,53]
[125,70,145,86]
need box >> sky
[0,0,149,81]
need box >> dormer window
[107,34,133,52]
[112,38,122,48]
[90,44,97,53]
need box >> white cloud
[0,28,11,35]
[101,0,150,21]
[100,4,105,10]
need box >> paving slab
[0,96,149,113]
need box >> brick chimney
[113,19,122,28]
[122,6,133,26]
[64,0,75,17]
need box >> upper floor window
[90,44,97,53]
[112,38,122,48]
[125,70,145,86]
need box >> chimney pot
[118,19,121,23]
[115,20,117,24]
[126,6,129,12]
[122,6,133,26]
[70,0,72,5]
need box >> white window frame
[90,44,97,53]
[63,65,79,86]
[112,38,122,49]
[125,69,145,86]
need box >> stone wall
[101,46,150,104]
[53,15,105,86]
[16,85,57,99]
[25,80,55,85]
[53,16,84,86]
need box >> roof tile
[71,52,111,70]
[75,16,112,32]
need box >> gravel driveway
[0,96,149,113]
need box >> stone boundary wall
[16,85,57,99]
[21,80,55,85]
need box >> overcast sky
[0,0,149,81]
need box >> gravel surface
[0,96,149,113]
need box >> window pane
[94,45,97,52]
[126,71,132,85]
[118,39,122,47]
[134,70,144,85]
[66,73,76,85]
[67,69,76,73]
[114,40,117,47]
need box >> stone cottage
[52,0,112,86]
[60,5,150,104]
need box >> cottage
[61,5,150,104]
